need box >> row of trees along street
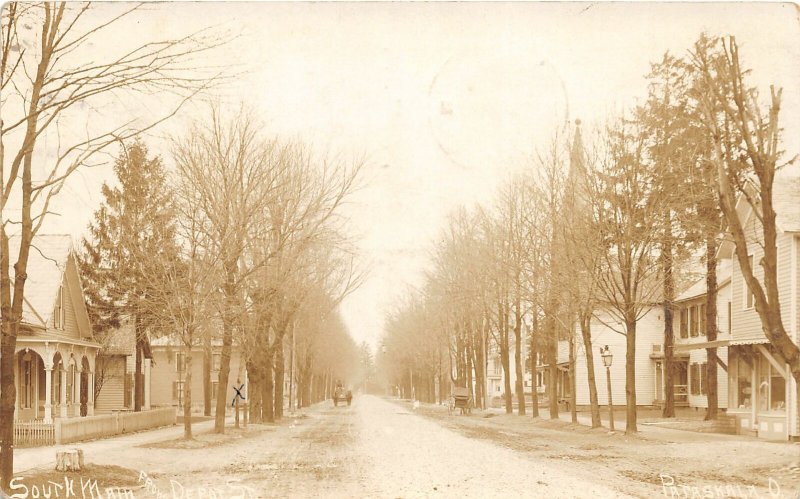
[0,3,365,491]
[378,34,800,436]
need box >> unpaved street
[133,395,626,498]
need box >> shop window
[679,309,688,339]
[758,356,786,413]
[771,371,786,412]
[735,354,752,409]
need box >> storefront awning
[674,339,730,352]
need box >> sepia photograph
[1,1,799,498]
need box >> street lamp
[600,345,615,432]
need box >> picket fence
[13,420,55,447]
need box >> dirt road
[132,395,627,498]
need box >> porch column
[144,359,151,410]
[59,368,68,418]
[44,362,53,424]
[87,371,94,416]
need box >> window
[66,364,75,404]
[689,306,699,337]
[212,353,221,372]
[52,361,62,405]
[690,363,708,396]
[698,304,707,337]
[700,363,707,396]
[22,356,33,409]
[758,356,786,413]
[727,302,732,334]
[173,380,185,404]
[690,364,700,395]
[679,309,688,339]
[211,381,219,400]
[734,353,752,409]
[176,353,185,373]
[744,255,755,309]
[53,285,65,329]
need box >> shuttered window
[699,304,707,337]
[173,381,185,403]
[679,309,688,339]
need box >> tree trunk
[263,351,274,423]
[705,233,719,420]
[514,302,526,416]
[203,339,212,417]
[569,332,577,423]
[500,333,513,414]
[183,345,193,439]
[580,312,601,428]
[625,316,638,433]
[274,343,285,420]
[546,302,559,420]
[530,312,540,418]
[661,209,676,418]
[214,264,237,433]
[134,315,144,413]
[247,363,262,423]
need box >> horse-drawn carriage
[447,386,472,415]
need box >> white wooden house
[1,235,101,422]
[721,176,800,441]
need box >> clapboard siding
[572,308,662,406]
[94,356,126,413]
[687,348,728,409]
[731,215,767,343]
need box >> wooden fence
[14,420,55,447]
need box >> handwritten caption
[660,474,798,498]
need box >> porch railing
[14,420,55,447]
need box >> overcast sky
[39,2,800,351]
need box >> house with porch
[672,264,732,411]
[721,176,800,441]
[3,235,101,423]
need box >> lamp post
[600,345,614,431]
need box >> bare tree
[593,118,663,434]
[0,3,225,487]
[691,36,800,419]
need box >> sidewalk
[13,416,231,474]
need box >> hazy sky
[36,2,800,351]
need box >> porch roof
[674,339,730,352]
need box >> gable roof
[718,174,800,259]
[8,234,74,327]
[675,261,732,303]
[773,175,800,233]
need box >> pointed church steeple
[565,119,587,212]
